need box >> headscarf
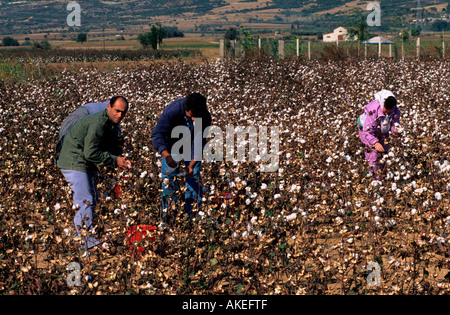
[374,90,396,109]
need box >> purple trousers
[358,129,389,173]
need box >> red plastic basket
[126,225,156,256]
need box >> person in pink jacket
[357,90,401,175]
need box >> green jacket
[57,109,123,172]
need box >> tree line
[137,23,184,49]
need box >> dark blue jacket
[151,98,211,160]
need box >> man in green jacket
[57,96,131,250]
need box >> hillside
[0,0,447,35]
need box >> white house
[323,27,349,42]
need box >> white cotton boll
[253,230,263,238]
[371,180,382,188]
[54,203,61,210]
[140,171,147,178]
[435,192,442,201]
[261,183,267,190]
[411,209,417,215]
[114,208,121,215]
[285,213,297,221]
[387,219,396,226]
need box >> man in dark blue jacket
[151,93,211,218]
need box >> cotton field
[0,57,449,295]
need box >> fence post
[401,38,404,60]
[278,40,285,59]
[416,37,420,60]
[220,39,225,60]
[443,40,446,59]
[443,31,445,59]
[308,41,311,60]
[378,37,381,58]
[231,40,236,59]
[296,38,299,57]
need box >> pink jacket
[358,100,401,147]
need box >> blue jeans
[161,157,202,217]
[61,169,101,249]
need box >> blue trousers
[61,169,101,249]
[161,157,202,217]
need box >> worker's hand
[165,155,178,168]
[374,142,385,153]
[117,156,132,169]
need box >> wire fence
[220,37,449,61]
